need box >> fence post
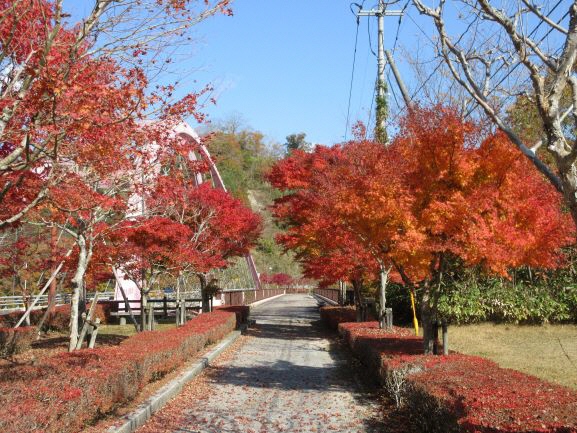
[163,296,168,318]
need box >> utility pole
[385,50,411,107]
[358,1,403,144]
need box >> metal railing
[0,291,115,313]
[1,285,312,313]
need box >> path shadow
[240,297,415,432]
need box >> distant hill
[205,123,302,279]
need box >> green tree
[284,133,311,155]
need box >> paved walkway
[160,294,379,433]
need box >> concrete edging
[312,293,339,306]
[108,326,245,433]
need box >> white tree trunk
[379,265,390,329]
[68,235,89,352]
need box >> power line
[404,0,564,117]
[390,0,409,56]
[385,1,408,86]
[464,0,567,118]
[364,1,408,138]
[367,77,377,137]
[367,10,377,57]
[345,3,365,141]
[407,13,480,105]
[387,72,401,110]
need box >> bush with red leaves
[337,322,577,433]
[0,326,35,356]
[0,310,237,433]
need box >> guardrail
[1,285,313,314]
[314,288,340,303]
[217,288,285,306]
[0,291,115,313]
[216,286,313,306]
[313,288,355,305]
[103,293,202,317]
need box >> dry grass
[449,323,577,389]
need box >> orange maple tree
[269,106,575,353]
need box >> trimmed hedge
[0,326,36,357]
[0,310,238,433]
[337,320,577,433]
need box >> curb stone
[108,325,247,433]
[248,293,285,307]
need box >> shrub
[41,303,109,331]
[0,310,238,433]
[336,321,577,433]
[0,327,36,357]
[436,275,577,325]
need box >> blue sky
[190,0,422,145]
[63,1,570,147]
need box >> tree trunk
[69,236,89,352]
[140,270,148,332]
[48,226,58,315]
[199,273,210,313]
[378,265,389,329]
[421,287,435,355]
[559,160,577,230]
[351,279,363,322]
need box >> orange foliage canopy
[268,106,574,287]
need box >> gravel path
[147,294,379,433]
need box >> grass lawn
[449,323,577,389]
